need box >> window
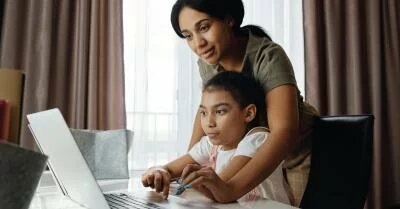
[123,0,304,171]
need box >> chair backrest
[0,142,48,209]
[300,115,374,209]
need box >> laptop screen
[27,108,110,209]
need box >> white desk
[29,172,299,209]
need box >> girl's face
[199,89,255,150]
[178,6,234,65]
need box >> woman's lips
[201,48,214,59]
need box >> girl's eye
[216,109,226,115]
[199,110,206,116]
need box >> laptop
[27,108,172,209]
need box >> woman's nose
[194,35,206,49]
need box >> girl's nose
[207,115,216,127]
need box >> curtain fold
[0,1,4,41]
[303,0,400,208]
[0,0,126,149]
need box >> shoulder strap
[245,126,270,136]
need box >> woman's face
[178,6,234,65]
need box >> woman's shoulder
[246,36,290,69]
[244,33,295,92]
[197,59,221,83]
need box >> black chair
[300,115,374,209]
[0,142,48,209]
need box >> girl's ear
[244,104,257,123]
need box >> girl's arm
[182,85,300,202]
[142,154,197,198]
[188,111,205,150]
[163,154,198,177]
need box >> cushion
[70,129,133,179]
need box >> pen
[173,183,190,195]
[170,177,182,183]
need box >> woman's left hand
[181,164,234,203]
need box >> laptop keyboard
[105,193,164,209]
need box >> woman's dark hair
[171,0,271,40]
[203,71,266,129]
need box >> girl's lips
[207,133,218,138]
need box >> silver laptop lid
[27,108,110,209]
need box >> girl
[170,0,318,206]
[142,71,290,204]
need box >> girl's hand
[181,164,233,202]
[141,167,171,199]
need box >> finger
[186,172,209,188]
[162,173,170,199]
[154,172,163,193]
[146,174,155,188]
[142,175,149,187]
[181,164,203,179]
[183,168,212,186]
[192,168,221,191]
[142,173,153,187]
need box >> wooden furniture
[0,69,24,144]
[0,99,11,139]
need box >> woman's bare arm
[222,85,299,201]
[188,111,205,150]
[218,156,251,181]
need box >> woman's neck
[219,35,248,72]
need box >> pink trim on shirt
[209,145,218,170]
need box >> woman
[170,0,318,206]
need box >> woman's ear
[244,104,257,123]
[225,16,235,27]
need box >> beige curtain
[0,0,126,149]
[303,0,400,208]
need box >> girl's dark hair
[203,71,266,129]
[171,0,271,40]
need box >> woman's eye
[199,110,206,116]
[199,25,209,32]
[183,33,192,40]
